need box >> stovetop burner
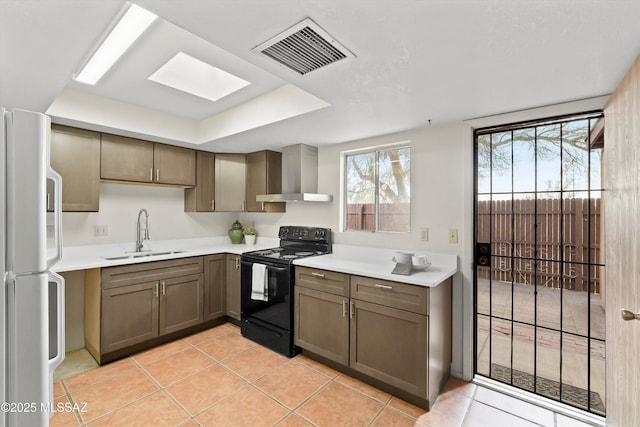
[242,226,332,263]
[248,248,325,261]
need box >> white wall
[62,183,240,247]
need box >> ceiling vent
[252,18,355,75]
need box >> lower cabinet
[350,300,427,396]
[204,254,226,321]
[86,257,205,363]
[294,266,451,409]
[160,273,204,335]
[294,286,349,365]
[101,281,159,354]
[226,255,241,320]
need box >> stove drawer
[295,267,349,297]
[350,276,429,315]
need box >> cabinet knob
[374,284,393,290]
[311,272,325,278]
[342,300,348,317]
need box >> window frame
[341,142,411,233]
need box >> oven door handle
[266,265,289,273]
[241,259,290,271]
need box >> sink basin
[103,250,186,261]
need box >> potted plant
[243,226,257,244]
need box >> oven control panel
[278,226,331,243]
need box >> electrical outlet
[94,224,108,237]
[420,227,429,242]
[448,228,458,244]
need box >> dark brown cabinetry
[246,150,285,213]
[184,151,215,212]
[226,255,241,321]
[154,144,196,186]
[101,281,158,354]
[214,154,246,211]
[85,257,204,363]
[101,134,195,187]
[159,273,204,335]
[204,254,226,321]
[294,266,451,409]
[50,125,101,212]
[294,286,349,364]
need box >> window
[344,145,410,232]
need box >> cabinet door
[226,255,241,320]
[246,151,285,213]
[154,144,196,186]
[204,254,226,321]
[350,300,428,397]
[294,286,349,365]
[214,154,246,211]
[185,151,215,212]
[159,273,204,336]
[102,281,159,353]
[50,125,101,212]
[101,134,154,183]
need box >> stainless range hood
[256,144,333,203]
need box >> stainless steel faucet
[136,208,150,252]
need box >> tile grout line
[64,361,156,426]
[58,380,86,427]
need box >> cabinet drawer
[350,276,429,315]
[102,257,204,290]
[295,267,349,296]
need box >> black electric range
[240,226,331,357]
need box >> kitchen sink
[103,250,186,261]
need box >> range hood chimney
[256,144,333,202]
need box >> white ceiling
[2,0,640,153]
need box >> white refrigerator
[1,108,65,426]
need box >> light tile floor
[51,323,602,427]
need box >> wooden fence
[477,197,602,293]
[346,203,410,232]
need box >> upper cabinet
[184,151,215,212]
[246,150,285,213]
[50,125,101,212]
[101,134,154,183]
[214,154,246,212]
[101,134,195,187]
[154,144,196,186]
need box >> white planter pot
[245,234,257,245]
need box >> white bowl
[412,261,432,271]
[392,251,414,264]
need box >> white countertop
[52,236,280,272]
[54,239,458,289]
[293,244,457,288]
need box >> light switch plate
[448,228,458,244]
[94,224,108,237]
[420,227,429,241]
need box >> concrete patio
[476,278,606,415]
